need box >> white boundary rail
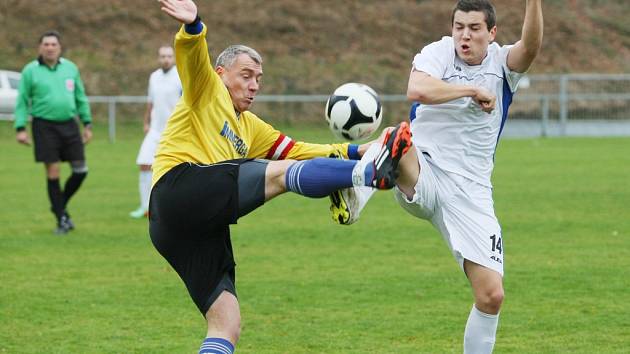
[3,74,629,142]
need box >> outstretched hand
[158,0,197,24]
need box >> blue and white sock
[199,337,234,354]
[285,158,374,198]
[347,144,361,160]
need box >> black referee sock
[63,172,87,207]
[47,178,65,221]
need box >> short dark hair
[39,30,62,44]
[451,0,496,30]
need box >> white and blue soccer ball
[325,82,383,141]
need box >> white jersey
[411,36,524,187]
[147,67,182,134]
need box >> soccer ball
[325,82,383,141]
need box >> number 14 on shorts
[490,234,503,254]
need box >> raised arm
[159,0,197,24]
[507,0,543,73]
[159,0,219,108]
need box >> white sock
[354,143,380,208]
[139,170,152,210]
[464,304,499,354]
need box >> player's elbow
[407,86,430,103]
[524,42,542,59]
[522,34,543,59]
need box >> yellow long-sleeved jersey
[153,24,349,186]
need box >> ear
[488,26,497,42]
[215,66,225,76]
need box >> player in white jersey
[331,0,543,352]
[130,45,182,218]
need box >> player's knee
[489,288,504,308]
[205,294,242,344]
[266,159,296,187]
[215,315,241,343]
[477,288,504,313]
[230,318,242,342]
[268,159,296,175]
[70,160,88,174]
[206,315,241,344]
[45,164,61,179]
[226,308,242,340]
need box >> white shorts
[394,150,504,276]
[136,129,162,166]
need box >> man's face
[158,47,175,70]
[452,10,496,65]
[216,53,263,113]
[39,36,61,63]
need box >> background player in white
[334,0,543,352]
[130,45,182,218]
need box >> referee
[14,30,93,235]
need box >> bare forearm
[407,72,477,104]
[508,0,544,72]
[521,0,543,56]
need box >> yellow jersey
[153,24,349,186]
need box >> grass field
[1,120,629,353]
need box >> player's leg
[202,289,240,353]
[282,121,413,201]
[44,162,61,179]
[56,119,88,230]
[44,162,62,218]
[63,160,88,208]
[44,162,67,233]
[132,131,159,218]
[33,119,68,233]
[55,159,88,231]
[237,157,373,208]
[331,121,418,224]
[237,131,409,221]
[463,261,504,354]
[395,143,420,199]
[130,164,152,218]
[328,143,380,224]
[149,163,242,353]
[428,173,503,354]
[282,157,374,197]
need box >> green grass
[1,120,629,353]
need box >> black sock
[47,178,65,221]
[62,172,87,208]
